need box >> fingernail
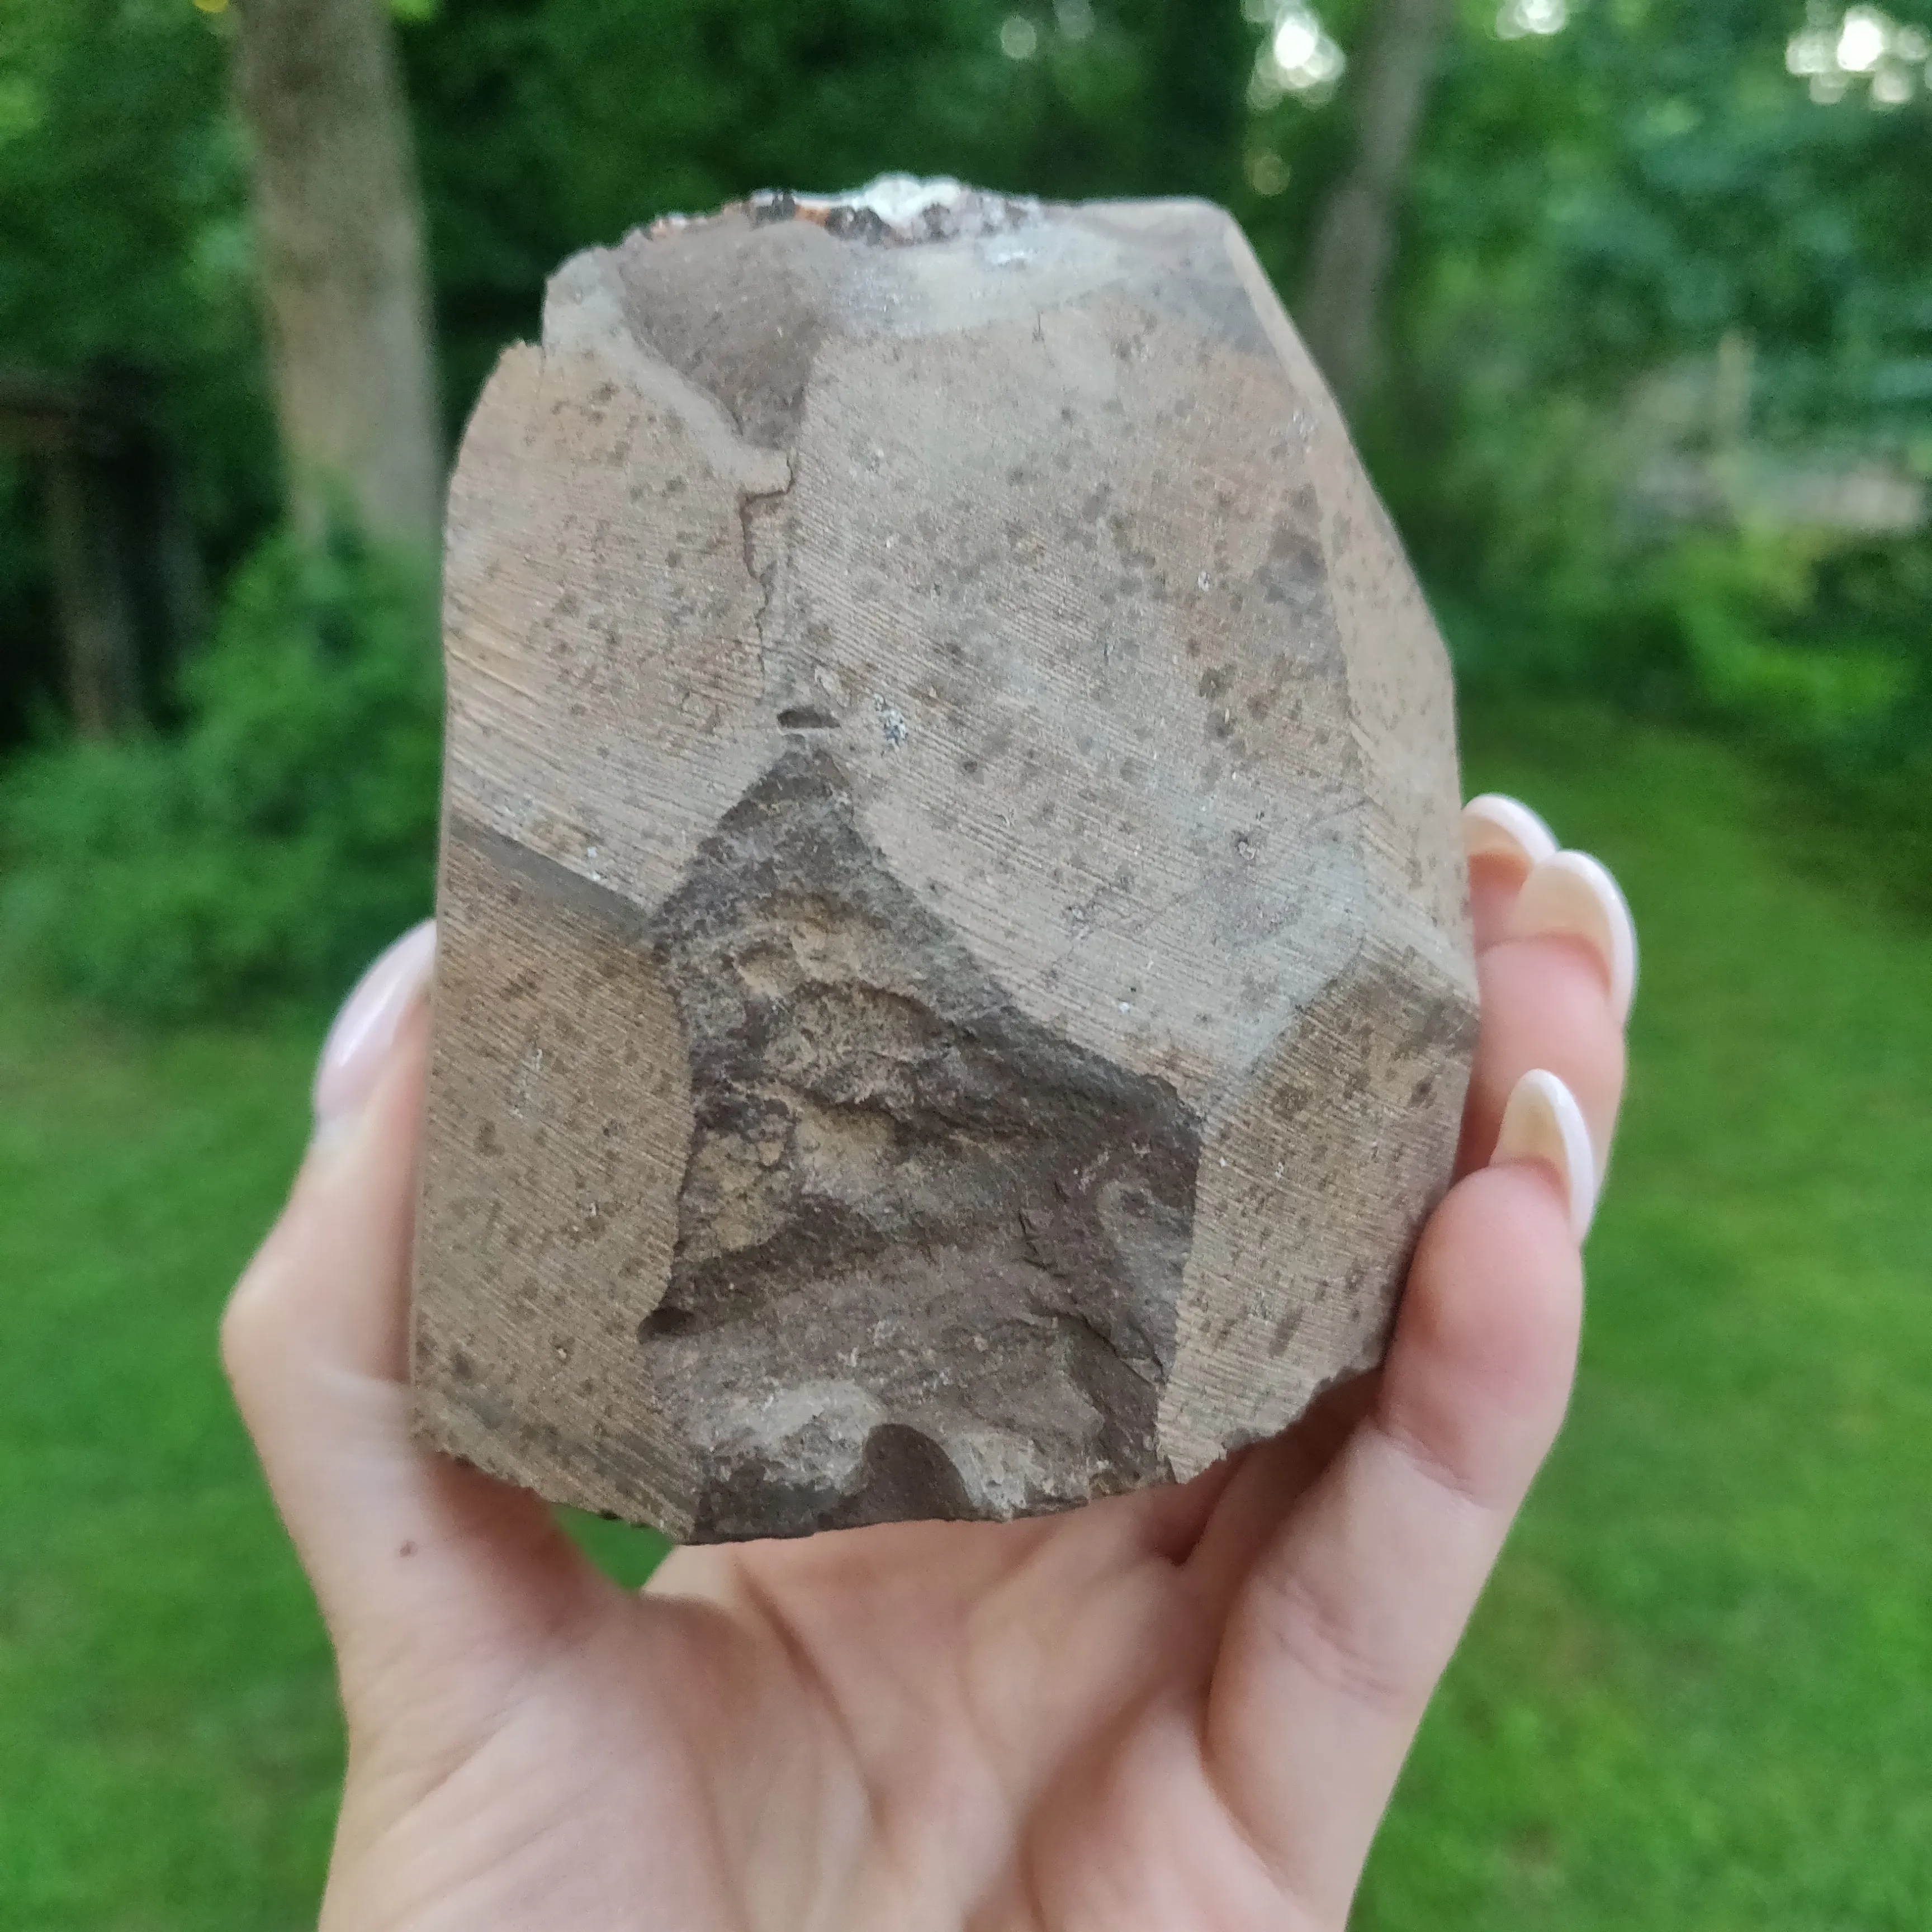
[1462,793,1558,871]
[1491,1067,1598,1240]
[1506,850,1638,1021]
[313,921,437,1133]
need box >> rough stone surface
[411,178,1479,1543]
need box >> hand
[223,793,1632,1931]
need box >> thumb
[221,924,603,1713]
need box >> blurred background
[1,0,1927,1924]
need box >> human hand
[224,793,1632,1931]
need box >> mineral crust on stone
[411,177,1479,1542]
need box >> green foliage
[1671,531,1902,733]
[0,0,274,737]
[1305,0,1932,847]
[1438,523,1932,897]
[1381,0,1932,441]
[1663,529,1932,875]
[0,0,273,538]
[0,524,440,1020]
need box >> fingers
[1187,788,1622,1909]
[1461,793,1555,950]
[1491,1066,1598,1238]
[1458,793,1635,1178]
[1183,788,1628,1602]
[1509,851,1637,1022]
[1201,1121,1587,1920]
[222,926,601,1705]
[312,918,439,1144]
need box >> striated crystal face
[413,181,1478,1541]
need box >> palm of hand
[332,1393,1375,1932]
[227,821,1628,1931]
[319,1374,1413,1932]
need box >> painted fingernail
[1507,849,1638,1021]
[1491,1068,1598,1240]
[1462,793,1558,871]
[313,921,437,1133]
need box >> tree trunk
[230,0,442,551]
[44,443,141,738]
[0,371,144,735]
[1297,0,1453,413]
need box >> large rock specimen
[411,178,1478,1542]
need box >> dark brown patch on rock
[643,744,1200,1537]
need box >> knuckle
[219,1249,288,1395]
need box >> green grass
[2,709,1928,1928]
[0,1008,335,1928]
[1361,709,1932,1929]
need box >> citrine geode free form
[411,179,1478,1542]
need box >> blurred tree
[1297,0,1452,409]
[230,0,443,550]
[0,0,1250,736]
[1380,0,1932,849]
[0,0,268,742]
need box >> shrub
[0,523,441,1019]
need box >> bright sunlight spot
[1245,1,1346,108]
[1787,5,1931,105]
[1272,13,1320,68]
[1838,6,1889,67]
[1497,0,1569,39]
[1000,14,1040,60]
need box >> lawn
[2,708,1928,1928]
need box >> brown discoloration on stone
[413,182,1476,1541]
